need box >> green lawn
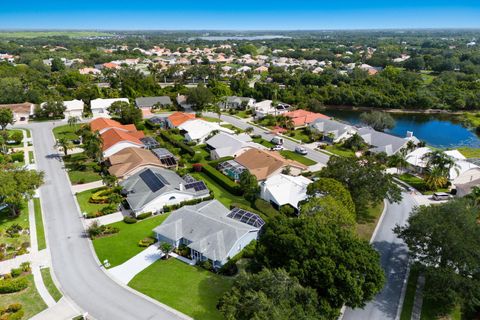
[252,137,275,148]
[64,153,102,185]
[191,172,250,209]
[356,202,385,241]
[202,116,221,123]
[76,188,111,217]
[26,130,31,138]
[40,268,62,302]
[6,129,24,147]
[221,123,244,133]
[28,150,34,164]
[400,266,420,320]
[34,198,46,250]
[286,128,312,143]
[92,214,170,268]
[0,274,47,319]
[129,258,233,320]
[0,203,30,260]
[279,150,316,166]
[457,147,480,158]
[68,170,102,185]
[325,145,355,157]
[52,124,81,140]
[235,110,250,118]
[396,173,449,194]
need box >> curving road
[342,193,417,320]
[26,121,188,320]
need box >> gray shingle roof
[357,127,410,156]
[153,200,259,263]
[205,133,253,158]
[135,96,172,108]
[120,167,208,211]
[310,118,354,139]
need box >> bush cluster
[162,194,214,213]
[123,216,137,224]
[0,277,28,294]
[136,212,153,220]
[201,164,241,195]
[138,237,156,247]
[0,303,24,320]
[158,131,195,156]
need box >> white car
[271,145,284,151]
[295,146,308,155]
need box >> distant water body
[324,109,480,149]
[189,35,290,41]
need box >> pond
[323,109,480,149]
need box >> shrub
[10,131,23,144]
[197,259,213,271]
[158,131,195,156]
[138,237,156,247]
[20,262,30,272]
[162,195,215,212]
[123,216,137,224]
[136,212,152,220]
[6,304,22,313]
[10,152,24,163]
[253,199,279,218]
[201,164,241,195]
[89,188,112,204]
[5,224,22,238]
[99,204,117,215]
[10,268,22,278]
[279,204,297,217]
[0,303,24,320]
[0,277,28,294]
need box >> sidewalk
[71,180,104,193]
[30,297,80,320]
[86,211,124,226]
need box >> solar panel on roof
[185,181,208,192]
[183,175,196,183]
[227,207,265,228]
[139,169,165,192]
[160,156,176,167]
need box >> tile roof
[167,112,196,127]
[90,117,137,133]
[0,102,34,114]
[235,149,307,181]
[100,128,145,151]
[284,109,330,126]
[107,147,164,178]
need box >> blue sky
[1,0,479,30]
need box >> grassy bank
[356,202,385,241]
[34,198,46,250]
[40,268,62,302]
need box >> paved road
[342,193,417,320]
[25,122,188,320]
[205,112,331,166]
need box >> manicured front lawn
[279,150,316,166]
[355,202,385,241]
[397,173,426,190]
[129,258,233,320]
[34,198,46,250]
[221,123,244,133]
[324,145,355,157]
[202,116,221,123]
[235,110,250,118]
[40,267,62,302]
[52,124,81,140]
[92,214,170,268]
[76,187,115,217]
[64,153,102,185]
[457,147,480,158]
[252,137,275,148]
[0,203,29,260]
[0,274,47,319]
[68,170,102,185]
[286,128,313,143]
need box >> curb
[369,199,389,244]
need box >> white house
[254,100,290,119]
[309,118,357,143]
[120,167,210,216]
[153,200,263,268]
[178,119,234,143]
[260,174,312,211]
[63,99,85,118]
[205,132,265,160]
[90,98,129,118]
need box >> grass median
[33,198,46,250]
[40,267,62,302]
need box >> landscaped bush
[20,262,30,272]
[0,276,29,293]
[0,303,24,320]
[158,131,195,156]
[136,212,153,220]
[138,237,156,247]
[10,268,22,278]
[197,259,213,272]
[10,152,24,163]
[201,164,242,195]
[162,194,215,212]
[87,221,119,239]
[5,224,23,238]
[123,216,137,224]
[253,199,279,218]
[89,188,113,204]
[175,244,191,258]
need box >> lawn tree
[359,111,396,132]
[239,171,260,203]
[10,131,23,145]
[244,126,254,135]
[68,115,80,127]
[300,196,356,228]
[0,131,8,154]
[320,156,402,217]
[388,149,409,174]
[342,133,368,152]
[213,104,221,121]
[0,108,14,130]
[421,150,458,189]
[102,174,118,188]
[218,268,325,320]
[159,242,173,259]
[82,130,103,163]
[186,84,214,110]
[0,169,44,217]
[254,216,385,318]
[394,198,480,315]
[35,100,66,119]
[107,101,142,125]
[56,137,74,156]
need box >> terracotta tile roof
[107,147,163,178]
[103,62,119,69]
[0,102,33,114]
[235,149,307,181]
[90,117,137,133]
[284,109,330,127]
[100,128,145,151]
[167,112,196,127]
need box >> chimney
[179,183,185,191]
[406,131,413,138]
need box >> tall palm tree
[388,149,409,174]
[422,151,459,181]
[68,116,80,127]
[424,167,449,191]
[468,186,480,206]
[56,137,74,156]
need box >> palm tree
[213,105,221,122]
[83,131,103,163]
[56,137,74,156]
[159,242,173,259]
[468,186,480,206]
[424,167,449,191]
[68,116,80,127]
[388,149,409,174]
[405,140,417,152]
[422,150,459,181]
[245,127,254,135]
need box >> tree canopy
[359,111,396,132]
[107,100,142,125]
[0,108,14,130]
[0,169,44,216]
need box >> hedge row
[163,194,215,213]
[158,131,195,156]
[201,164,242,195]
[0,277,28,294]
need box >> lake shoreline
[324,105,465,115]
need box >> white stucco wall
[103,142,142,158]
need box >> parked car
[295,146,308,155]
[432,192,451,201]
[270,137,284,145]
[271,145,284,151]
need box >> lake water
[323,109,480,149]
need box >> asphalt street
[342,193,417,320]
[26,121,188,320]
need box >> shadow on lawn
[194,269,234,320]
